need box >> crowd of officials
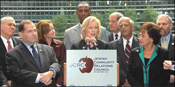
[0,2,174,87]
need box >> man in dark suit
[64,2,109,49]
[0,70,8,87]
[109,17,139,87]
[5,20,61,87]
[108,12,123,42]
[0,16,21,86]
[157,14,175,86]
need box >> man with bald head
[109,17,139,87]
[64,2,109,49]
[108,12,124,42]
[0,16,21,86]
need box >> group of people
[0,1,174,87]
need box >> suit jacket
[5,42,61,87]
[127,46,170,86]
[71,39,109,49]
[39,39,66,85]
[64,23,109,49]
[0,71,8,86]
[0,37,21,80]
[109,35,139,86]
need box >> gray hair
[117,17,134,29]
[1,16,15,24]
[110,12,124,20]
[156,14,173,24]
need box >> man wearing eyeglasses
[5,20,61,87]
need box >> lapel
[73,23,82,41]
[168,35,174,52]
[37,44,45,72]
[117,39,127,68]
[0,37,7,52]
[108,32,114,42]
[20,43,42,72]
[131,36,139,49]
[12,37,18,47]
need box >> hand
[169,75,175,83]
[56,84,61,87]
[163,60,172,70]
[40,71,54,85]
[123,79,130,87]
[8,81,11,86]
[2,85,8,87]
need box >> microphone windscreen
[85,37,91,43]
[91,37,97,42]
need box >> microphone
[91,37,98,50]
[85,37,91,50]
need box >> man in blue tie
[5,20,61,87]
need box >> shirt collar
[1,35,13,44]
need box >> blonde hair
[81,16,101,40]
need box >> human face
[157,17,172,37]
[45,23,55,39]
[85,20,99,38]
[119,19,134,40]
[19,23,38,45]
[109,15,119,33]
[139,30,153,47]
[76,4,92,24]
[1,18,16,39]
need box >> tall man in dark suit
[0,16,21,86]
[109,17,139,87]
[108,12,123,42]
[5,20,61,87]
[157,14,175,86]
[64,2,109,49]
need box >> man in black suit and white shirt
[108,12,123,42]
[0,16,21,86]
[109,17,139,87]
[5,20,61,87]
[157,14,175,86]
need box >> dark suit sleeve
[127,50,141,86]
[5,52,38,86]
[152,50,170,86]
[71,43,76,49]
[0,71,8,86]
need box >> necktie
[162,37,167,48]
[31,45,40,67]
[125,40,131,65]
[115,34,118,40]
[7,40,12,51]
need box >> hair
[117,17,134,29]
[81,16,101,40]
[77,2,91,11]
[1,16,15,24]
[18,20,33,32]
[110,12,124,21]
[156,14,173,24]
[139,22,162,45]
[36,20,53,43]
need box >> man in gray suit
[5,20,61,87]
[109,17,139,87]
[64,2,109,49]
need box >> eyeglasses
[26,29,38,33]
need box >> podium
[63,63,120,86]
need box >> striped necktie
[125,40,131,65]
[7,40,12,51]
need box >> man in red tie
[109,17,139,87]
[0,16,21,86]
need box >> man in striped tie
[157,14,175,86]
[109,17,139,87]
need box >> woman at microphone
[36,20,66,87]
[127,22,170,86]
[71,16,109,50]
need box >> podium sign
[67,50,117,86]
